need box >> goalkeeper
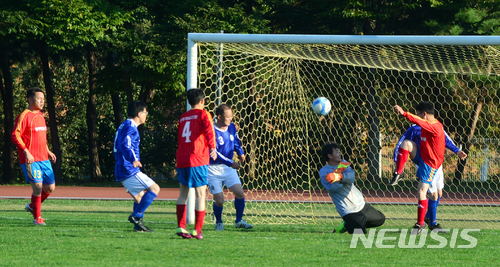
[319,143,385,234]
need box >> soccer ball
[312,97,331,116]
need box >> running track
[1,186,499,206]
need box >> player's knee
[401,140,413,150]
[378,214,386,226]
[43,185,55,194]
[44,188,54,194]
[149,183,160,195]
[215,199,224,207]
[234,192,245,199]
[196,188,206,199]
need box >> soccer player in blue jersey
[208,104,253,231]
[114,100,160,232]
[390,124,467,232]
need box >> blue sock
[234,197,245,223]
[213,202,223,223]
[133,191,157,218]
[133,202,139,213]
[427,198,437,226]
[434,196,441,224]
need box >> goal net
[187,33,500,229]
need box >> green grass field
[1,199,499,266]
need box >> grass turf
[0,199,498,266]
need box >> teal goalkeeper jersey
[319,163,365,217]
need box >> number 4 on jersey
[182,121,192,143]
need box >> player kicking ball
[209,104,253,231]
[393,102,446,235]
[390,124,467,232]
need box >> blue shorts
[411,148,421,165]
[21,160,55,185]
[177,165,208,188]
[416,157,439,185]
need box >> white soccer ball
[312,97,331,116]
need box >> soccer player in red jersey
[11,87,57,225]
[394,102,445,235]
[175,88,217,239]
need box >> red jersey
[403,112,445,169]
[11,109,49,164]
[176,109,216,168]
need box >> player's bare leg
[131,190,145,204]
[230,184,253,229]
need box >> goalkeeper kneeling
[319,143,385,234]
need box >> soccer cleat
[429,223,447,233]
[128,214,140,225]
[411,222,427,235]
[215,222,224,231]
[33,217,46,225]
[191,229,203,240]
[332,221,346,233]
[25,203,34,215]
[389,172,404,185]
[128,214,152,232]
[424,217,430,225]
[176,227,192,239]
[234,220,253,229]
[134,224,154,232]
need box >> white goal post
[186,33,500,228]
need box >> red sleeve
[202,111,216,149]
[11,112,27,151]
[403,112,442,135]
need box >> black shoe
[129,214,153,232]
[429,223,447,233]
[411,222,427,235]
[134,224,154,232]
[424,217,430,225]
[128,214,140,224]
[389,172,404,185]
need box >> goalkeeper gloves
[325,161,351,184]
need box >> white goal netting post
[187,33,500,229]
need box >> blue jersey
[393,124,460,162]
[114,119,141,181]
[210,123,244,167]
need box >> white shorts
[208,164,241,195]
[418,165,444,194]
[121,172,156,196]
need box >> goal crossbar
[188,33,500,46]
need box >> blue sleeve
[444,130,460,154]
[234,131,244,156]
[319,167,346,192]
[216,149,233,167]
[321,176,343,193]
[341,167,355,184]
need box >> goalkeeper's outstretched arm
[340,167,355,184]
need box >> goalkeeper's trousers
[342,203,385,234]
